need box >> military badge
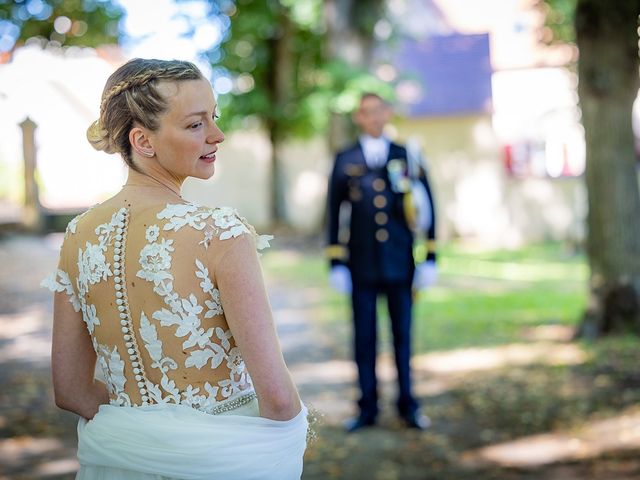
[387,158,411,193]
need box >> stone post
[20,117,43,231]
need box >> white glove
[329,265,352,294]
[413,260,438,290]
[411,181,432,232]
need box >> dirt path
[1,235,640,480]
[0,234,78,479]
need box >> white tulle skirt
[75,401,308,480]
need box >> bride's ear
[129,127,155,158]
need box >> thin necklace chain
[124,171,182,199]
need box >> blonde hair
[87,58,204,170]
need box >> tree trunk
[575,0,640,337]
[323,0,384,153]
[266,10,294,227]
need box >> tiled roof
[394,33,493,117]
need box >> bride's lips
[200,151,216,163]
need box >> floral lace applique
[195,259,223,318]
[93,337,131,407]
[44,205,259,414]
[135,208,255,405]
[78,241,112,286]
[158,203,209,232]
[157,202,273,251]
[40,208,97,310]
[64,206,94,239]
[139,311,180,404]
[41,269,80,312]
[137,237,174,285]
[72,209,125,333]
[138,310,242,413]
[222,346,251,396]
[145,225,160,243]
[181,382,221,412]
[42,208,126,336]
[135,235,218,364]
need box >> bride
[42,58,307,479]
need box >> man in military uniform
[326,92,437,432]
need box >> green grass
[264,242,640,478]
[262,241,588,354]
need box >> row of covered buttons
[113,208,149,405]
[373,178,389,242]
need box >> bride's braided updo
[87,58,204,169]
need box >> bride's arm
[51,292,109,419]
[215,234,302,421]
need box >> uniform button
[376,228,389,242]
[373,178,386,192]
[349,188,362,201]
[375,212,388,225]
[374,195,387,208]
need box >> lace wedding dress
[43,200,307,479]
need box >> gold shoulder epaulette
[325,244,348,260]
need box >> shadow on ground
[1,235,640,479]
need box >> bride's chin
[194,168,215,180]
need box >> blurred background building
[0,0,593,245]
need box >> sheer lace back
[44,201,273,414]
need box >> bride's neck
[124,168,184,199]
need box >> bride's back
[44,57,306,480]
[47,195,263,414]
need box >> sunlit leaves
[279,0,323,31]
[0,0,124,52]
[541,0,577,44]
[188,0,391,139]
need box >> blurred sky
[119,0,222,82]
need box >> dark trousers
[351,281,418,420]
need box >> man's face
[353,96,391,138]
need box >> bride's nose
[207,122,225,144]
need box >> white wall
[0,46,127,211]
[0,47,589,245]
[395,114,586,247]
[183,129,273,228]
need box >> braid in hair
[100,68,170,114]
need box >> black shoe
[344,415,376,433]
[402,412,431,430]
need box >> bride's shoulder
[155,202,245,234]
[62,202,113,240]
[155,202,273,251]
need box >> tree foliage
[0,0,123,53]
[541,0,577,44]
[213,0,326,137]
[196,0,392,138]
[184,0,392,224]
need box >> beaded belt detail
[209,391,257,415]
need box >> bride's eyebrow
[182,108,218,120]
[182,111,208,120]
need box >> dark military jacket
[326,141,436,285]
